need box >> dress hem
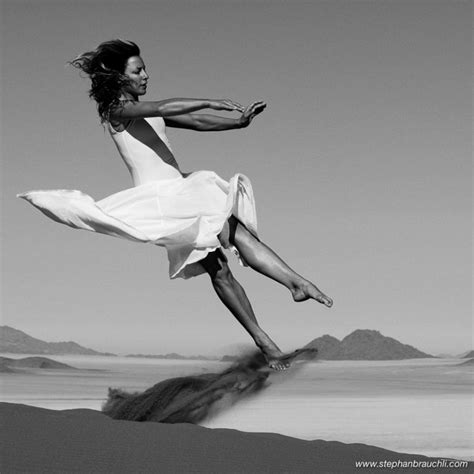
[17,171,258,280]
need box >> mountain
[0,356,76,370]
[462,350,474,359]
[0,326,115,356]
[305,335,341,359]
[305,329,433,360]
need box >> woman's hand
[208,99,245,112]
[239,101,267,128]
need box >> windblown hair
[69,39,140,123]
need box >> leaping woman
[18,40,333,370]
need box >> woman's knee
[213,262,233,288]
[201,249,233,285]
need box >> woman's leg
[200,249,289,370]
[227,216,333,307]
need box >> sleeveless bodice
[107,116,182,186]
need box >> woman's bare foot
[292,281,333,307]
[259,346,318,371]
[257,341,290,371]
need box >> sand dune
[1,402,470,473]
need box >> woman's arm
[109,98,243,121]
[165,114,243,131]
[165,101,267,131]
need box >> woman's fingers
[245,101,266,116]
[221,101,235,110]
[250,100,266,110]
[230,100,245,111]
[222,99,245,111]
[218,99,266,114]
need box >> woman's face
[122,56,149,98]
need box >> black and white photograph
[1,1,472,472]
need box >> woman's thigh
[225,215,260,246]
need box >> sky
[1,0,472,356]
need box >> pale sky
[1,0,472,356]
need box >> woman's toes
[317,294,333,307]
[269,359,290,371]
[324,297,333,307]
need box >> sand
[1,402,471,473]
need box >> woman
[18,40,333,370]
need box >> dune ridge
[2,402,471,473]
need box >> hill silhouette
[0,326,114,356]
[0,356,76,371]
[305,329,433,360]
[462,350,474,359]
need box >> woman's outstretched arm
[164,114,243,131]
[109,98,243,120]
[164,101,267,131]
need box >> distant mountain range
[0,326,115,356]
[304,329,433,360]
[2,326,465,361]
[0,356,76,373]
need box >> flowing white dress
[17,116,258,279]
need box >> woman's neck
[120,92,139,101]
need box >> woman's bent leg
[228,216,333,307]
[200,249,289,370]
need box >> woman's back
[108,116,182,186]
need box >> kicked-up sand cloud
[102,351,276,424]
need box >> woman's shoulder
[108,98,136,132]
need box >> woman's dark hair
[69,39,140,123]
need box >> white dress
[17,117,258,279]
